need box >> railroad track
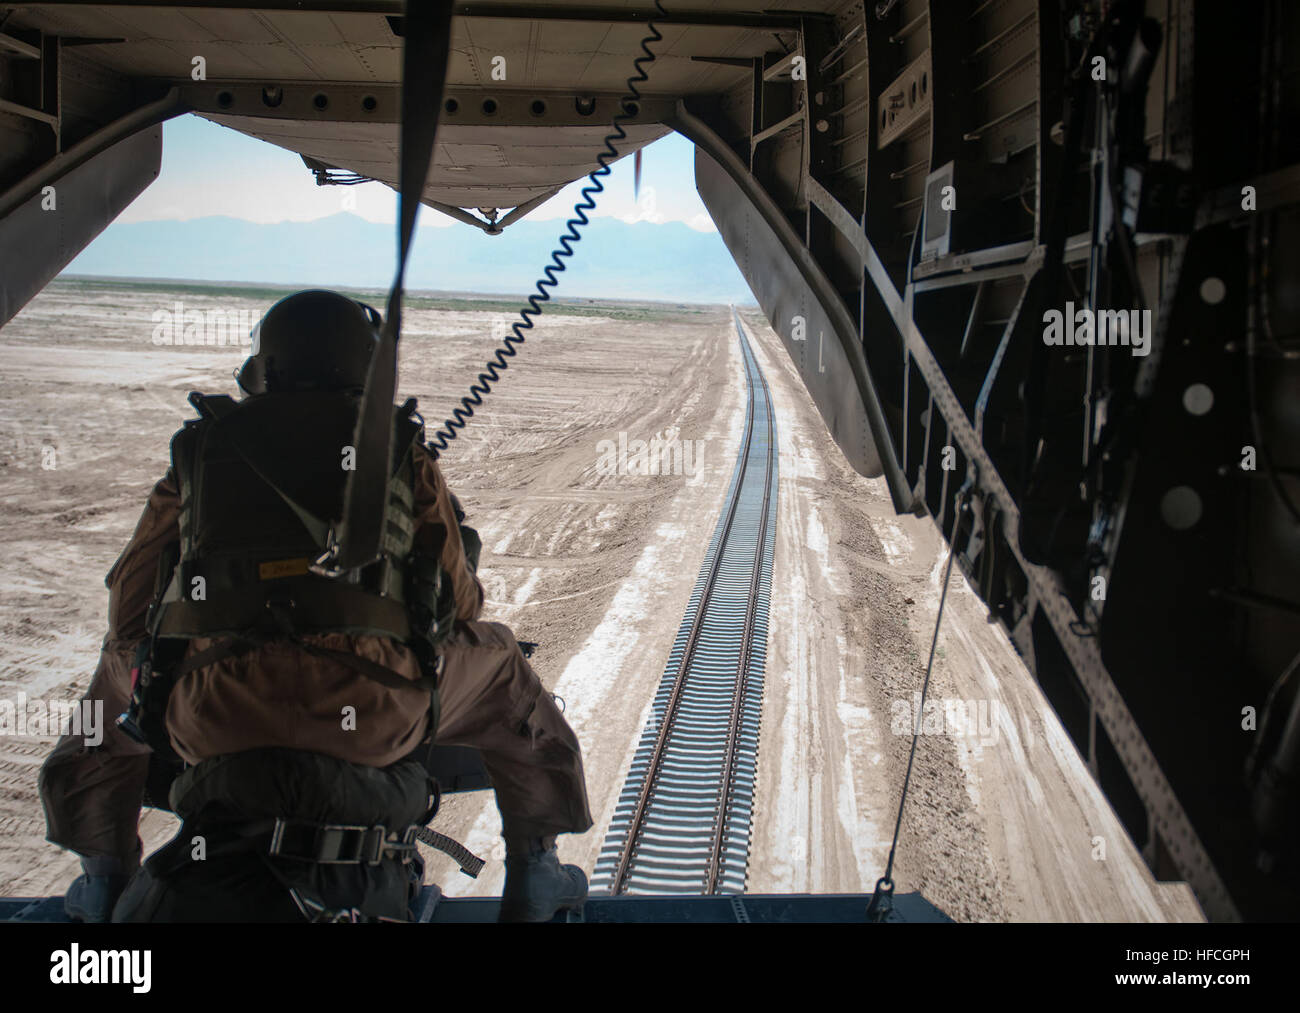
[593,309,777,895]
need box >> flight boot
[64,858,130,923]
[498,836,588,923]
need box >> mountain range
[65,212,755,304]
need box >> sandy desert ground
[0,278,1202,921]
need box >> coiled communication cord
[426,1,666,458]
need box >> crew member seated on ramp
[38,289,593,922]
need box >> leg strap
[168,633,443,741]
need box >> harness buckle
[321,824,383,864]
[269,819,420,866]
[309,527,344,578]
[365,825,420,866]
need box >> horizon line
[51,275,758,309]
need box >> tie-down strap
[415,826,486,878]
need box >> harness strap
[155,583,413,642]
[169,632,438,697]
[156,816,418,866]
[169,634,267,680]
[293,639,438,695]
[284,888,401,924]
[148,812,480,922]
[179,812,483,877]
[269,819,420,865]
[258,838,412,924]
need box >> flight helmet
[236,289,381,396]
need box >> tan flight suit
[40,441,593,872]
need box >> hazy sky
[120,113,717,232]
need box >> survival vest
[120,389,456,759]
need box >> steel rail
[705,312,775,893]
[599,309,776,896]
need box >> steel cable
[426,2,667,457]
[869,476,972,921]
